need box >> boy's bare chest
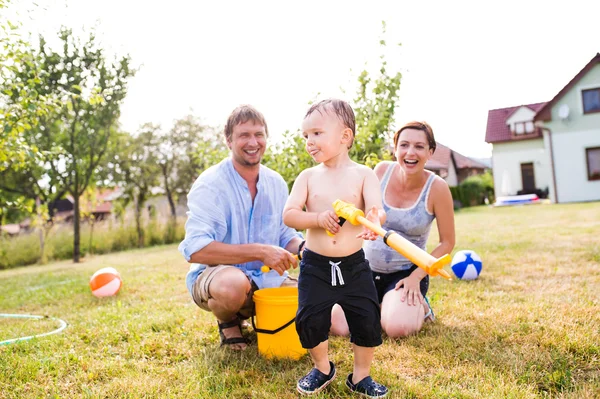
[306,173,364,212]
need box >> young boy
[283,99,388,397]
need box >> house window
[582,88,600,114]
[586,147,600,181]
[513,121,535,135]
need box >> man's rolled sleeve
[178,182,227,262]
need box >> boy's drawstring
[330,261,345,286]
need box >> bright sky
[8,0,600,158]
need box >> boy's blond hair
[304,99,355,148]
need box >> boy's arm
[283,170,341,233]
[363,168,386,225]
[356,168,386,240]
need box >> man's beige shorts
[191,265,298,317]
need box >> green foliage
[0,0,60,172]
[1,25,136,261]
[263,130,315,191]
[166,115,228,210]
[450,171,495,208]
[112,125,162,247]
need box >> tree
[263,129,315,191]
[114,125,161,247]
[0,0,59,172]
[157,114,226,222]
[2,26,135,262]
[264,22,401,189]
[351,22,402,167]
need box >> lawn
[1,202,599,398]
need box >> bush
[0,219,186,270]
[450,172,494,208]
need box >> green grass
[1,203,599,398]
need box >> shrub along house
[424,142,489,187]
[485,53,600,203]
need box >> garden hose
[0,313,67,346]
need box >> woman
[331,121,455,338]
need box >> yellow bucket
[252,287,306,360]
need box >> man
[179,105,303,351]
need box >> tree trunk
[73,191,81,263]
[135,191,145,248]
[36,197,45,263]
[88,218,95,256]
[162,164,177,221]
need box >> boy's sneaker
[296,361,336,395]
[346,373,388,398]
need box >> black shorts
[372,264,429,303]
[296,248,382,349]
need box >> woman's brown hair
[393,121,436,154]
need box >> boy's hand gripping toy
[328,199,452,280]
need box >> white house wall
[447,159,458,187]
[492,139,552,198]
[506,106,536,132]
[543,63,600,203]
[548,129,600,202]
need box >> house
[424,143,489,187]
[51,188,122,222]
[485,53,600,203]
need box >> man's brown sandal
[218,316,250,347]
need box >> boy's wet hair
[224,105,268,142]
[305,99,356,148]
[393,121,437,154]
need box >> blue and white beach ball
[451,250,482,280]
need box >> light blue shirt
[179,157,301,295]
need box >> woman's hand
[394,274,423,306]
[356,206,380,241]
[317,210,340,234]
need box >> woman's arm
[429,177,456,259]
[405,177,456,281]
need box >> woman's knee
[382,317,421,338]
[381,299,424,338]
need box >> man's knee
[208,268,251,310]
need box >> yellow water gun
[262,199,451,279]
[328,199,452,280]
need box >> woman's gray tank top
[364,163,436,273]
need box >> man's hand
[317,210,341,234]
[356,205,380,241]
[261,245,298,276]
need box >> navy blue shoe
[346,373,388,398]
[296,361,336,395]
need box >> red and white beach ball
[90,267,122,297]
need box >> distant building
[425,143,489,187]
[485,53,600,203]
